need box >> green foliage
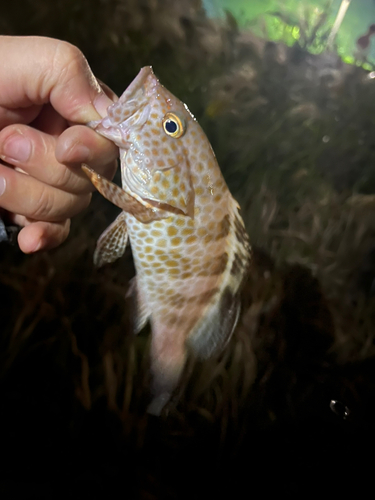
[266,1,334,52]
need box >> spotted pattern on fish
[83,66,251,414]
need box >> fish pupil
[165,120,178,133]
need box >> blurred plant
[327,0,352,50]
[267,0,334,53]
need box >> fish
[82,66,251,415]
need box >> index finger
[0,35,113,124]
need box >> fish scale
[83,66,250,414]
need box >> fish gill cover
[0,0,375,497]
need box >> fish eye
[162,112,185,138]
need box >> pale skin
[0,35,118,253]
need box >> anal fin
[94,211,128,267]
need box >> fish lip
[119,66,159,103]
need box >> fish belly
[125,190,249,412]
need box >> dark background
[0,1,375,498]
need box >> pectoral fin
[187,287,241,359]
[94,211,128,267]
[82,165,170,223]
[126,277,151,334]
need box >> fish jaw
[118,66,158,102]
[87,67,157,146]
[87,66,195,217]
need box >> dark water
[0,1,375,497]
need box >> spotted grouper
[82,66,250,414]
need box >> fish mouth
[118,66,159,103]
[87,66,158,145]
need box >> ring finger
[0,162,91,222]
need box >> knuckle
[51,166,74,191]
[55,41,85,71]
[48,41,88,90]
[61,192,92,219]
[33,185,56,220]
[31,186,91,222]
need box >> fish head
[89,66,197,217]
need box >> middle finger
[0,123,91,194]
[0,124,117,194]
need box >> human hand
[0,36,118,253]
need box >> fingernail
[0,176,6,196]
[93,92,113,118]
[68,143,91,163]
[1,134,31,163]
[31,238,44,253]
